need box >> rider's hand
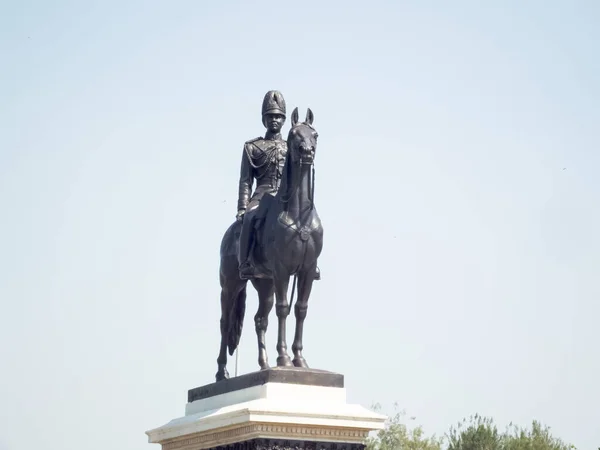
[236,209,245,222]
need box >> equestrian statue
[216,90,323,381]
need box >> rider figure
[237,90,320,281]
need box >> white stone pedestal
[145,370,386,450]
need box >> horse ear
[291,107,299,126]
[305,108,314,125]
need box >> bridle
[279,123,316,210]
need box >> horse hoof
[276,355,293,367]
[215,369,230,382]
[259,361,270,371]
[293,357,309,369]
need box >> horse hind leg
[216,288,231,381]
[251,279,275,370]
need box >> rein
[279,127,315,209]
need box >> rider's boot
[238,215,255,280]
[314,266,321,280]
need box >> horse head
[287,107,318,166]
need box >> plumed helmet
[261,90,286,117]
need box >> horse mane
[278,132,295,201]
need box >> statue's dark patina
[216,92,323,381]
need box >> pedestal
[145,368,387,450]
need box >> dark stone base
[188,367,344,403]
[212,438,364,450]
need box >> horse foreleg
[216,288,230,381]
[252,279,275,370]
[274,271,293,367]
[292,265,317,368]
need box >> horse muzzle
[300,149,315,165]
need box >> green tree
[446,414,575,450]
[365,404,576,450]
[502,420,574,450]
[446,414,502,450]
[366,403,443,450]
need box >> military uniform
[236,90,288,279]
[237,90,320,280]
[237,136,287,214]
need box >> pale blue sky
[1,1,599,449]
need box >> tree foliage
[502,420,574,450]
[446,414,501,450]
[446,414,574,450]
[366,406,576,450]
[366,403,443,450]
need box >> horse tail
[228,286,247,356]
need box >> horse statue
[215,107,323,381]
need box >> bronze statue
[216,94,323,381]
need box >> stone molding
[162,424,370,450]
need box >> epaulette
[245,137,262,145]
